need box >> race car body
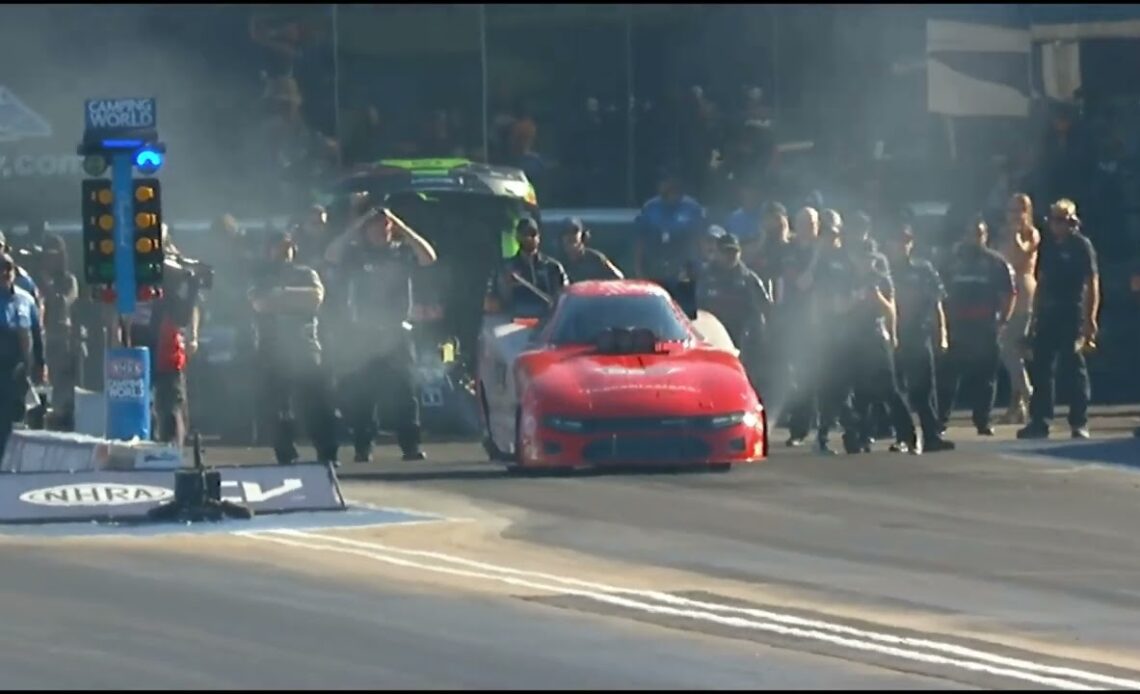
[477,279,767,471]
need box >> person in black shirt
[806,209,851,453]
[36,233,78,430]
[558,217,623,283]
[883,218,956,452]
[325,205,439,462]
[698,233,772,389]
[776,206,821,446]
[743,201,790,296]
[814,237,921,454]
[1018,198,1100,440]
[487,218,570,317]
[0,252,43,455]
[249,230,338,466]
[116,251,202,447]
[939,214,1016,436]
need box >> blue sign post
[105,347,151,441]
[110,151,137,316]
[79,97,162,442]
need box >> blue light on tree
[134,148,163,174]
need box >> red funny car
[476,279,768,472]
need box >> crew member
[805,209,854,452]
[294,204,333,265]
[845,211,894,442]
[487,218,569,316]
[698,233,772,388]
[692,225,727,282]
[1018,199,1100,440]
[883,218,955,452]
[325,205,438,462]
[115,226,202,446]
[0,231,41,309]
[37,233,78,429]
[816,237,921,454]
[249,230,338,466]
[0,253,43,456]
[778,206,821,446]
[632,172,707,280]
[938,215,1016,436]
[742,202,790,295]
[558,218,623,283]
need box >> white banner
[1040,41,1082,102]
[926,19,1031,118]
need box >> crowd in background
[2,5,1140,446]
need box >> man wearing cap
[325,204,438,463]
[249,230,338,466]
[558,218,623,283]
[633,173,707,280]
[882,216,956,453]
[0,252,44,456]
[487,218,569,317]
[693,224,728,280]
[697,232,772,388]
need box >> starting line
[0,505,446,539]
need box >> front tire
[478,381,510,462]
[504,408,525,473]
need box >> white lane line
[235,531,1123,690]
[266,529,1140,690]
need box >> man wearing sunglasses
[1017,198,1100,440]
[0,253,44,456]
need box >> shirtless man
[998,193,1041,424]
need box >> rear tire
[708,463,732,473]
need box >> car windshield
[547,293,691,345]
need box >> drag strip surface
[0,541,960,690]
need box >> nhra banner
[0,463,345,524]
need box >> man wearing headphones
[557,217,623,283]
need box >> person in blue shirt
[725,181,766,244]
[0,231,40,303]
[0,252,44,456]
[633,172,707,280]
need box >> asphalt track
[4,406,1140,689]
